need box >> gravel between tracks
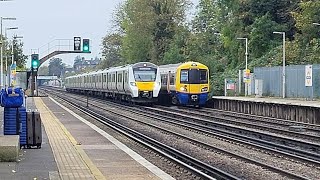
[48,92,320,179]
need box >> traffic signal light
[83,39,90,52]
[31,54,39,70]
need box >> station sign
[305,65,312,87]
[74,37,81,51]
[10,62,17,86]
[243,69,251,83]
[226,81,235,90]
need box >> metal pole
[238,70,241,95]
[282,32,286,98]
[5,56,7,87]
[245,38,248,70]
[1,17,3,89]
[224,79,227,96]
[245,38,248,97]
[11,38,14,87]
[86,91,89,107]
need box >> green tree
[1,36,28,69]
[100,33,124,68]
[48,58,65,77]
[38,65,49,76]
[115,0,190,64]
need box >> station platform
[0,97,172,180]
[210,96,320,125]
[212,96,320,108]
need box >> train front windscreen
[180,69,208,84]
[133,67,157,82]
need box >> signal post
[30,54,39,96]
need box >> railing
[31,39,75,59]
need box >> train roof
[65,62,159,79]
[159,61,208,72]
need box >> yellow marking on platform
[34,97,106,180]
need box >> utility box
[26,109,42,149]
[255,79,263,97]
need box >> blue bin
[3,106,27,146]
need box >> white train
[65,62,161,103]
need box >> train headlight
[130,82,136,86]
[201,87,208,92]
[180,86,187,92]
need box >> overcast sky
[0,0,199,67]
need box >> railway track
[40,87,239,180]
[146,106,320,153]
[171,106,320,136]
[41,87,320,179]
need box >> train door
[115,71,118,92]
[106,73,109,91]
[122,71,125,92]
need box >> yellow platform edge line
[34,97,106,180]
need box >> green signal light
[32,60,39,69]
[31,54,39,70]
[83,39,90,52]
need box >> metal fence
[254,64,320,98]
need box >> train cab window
[200,70,208,83]
[188,69,208,84]
[133,67,157,82]
[180,70,189,84]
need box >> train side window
[124,72,128,83]
[118,73,122,82]
[161,74,167,85]
[170,75,175,85]
[112,74,115,82]
[104,75,107,82]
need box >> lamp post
[1,17,16,89]
[273,31,286,98]
[10,35,23,87]
[4,27,18,87]
[237,37,249,96]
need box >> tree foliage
[48,58,65,77]
[38,65,49,76]
[101,0,320,95]
[1,36,28,70]
[100,33,123,68]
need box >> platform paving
[0,97,59,179]
[0,96,172,180]
[40,96,172,180]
